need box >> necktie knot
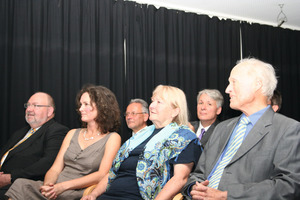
[31,128,36,133]
[240,117,250,126]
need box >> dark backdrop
[1,0,300,147]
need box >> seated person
[5,85,122,200]
[190,89,223,148]
[182,58,300,200]
[82,85,202,200]
[124,98,149,136]
[0,92,68,198]
[268,89,282,112]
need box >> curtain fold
[1,0,300,147]
[0,0,125,145]
[123,3,241,125]
[241,22,300,120]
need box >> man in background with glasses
[0,92,68,199]
[125,99,149,136]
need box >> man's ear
[272,105,279,112]
[255,78,263,92]
[143,113,149,122]
[216,107,222,115]
[47,106,54,117]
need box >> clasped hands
[40,182,64,200]
[190,180,227,200]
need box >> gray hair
[237,58,278,100]
[197,89,224,108]
[129,98,149,114]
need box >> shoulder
[64,128,79,140]
[43,119,69,133]
[106,132,121,143]
[273,113,299,125]
[271,113,300,133]
[216,117,239,128]
[49,119,69,130]
[177,125,197,139]
[104,132,121,149]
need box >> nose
[149,101,155,110]
[225,84,231,94]
[26,105,34,112]
[79,104,84,112]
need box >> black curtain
[0,0,125,146]
[241,22,300,121]
[123,2,241,136]
[1,0,300,147]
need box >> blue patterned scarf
[107,122,198,200]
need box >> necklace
[83,130,101,141]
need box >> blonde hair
[152,85,189,126]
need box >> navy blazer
[0,118,68,182]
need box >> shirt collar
[241,105,270,126]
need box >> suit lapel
[201,120,219,146]
[0,126,29,155]
[218,118,239,153]
[229,108,273,164]
[6,119,54,158]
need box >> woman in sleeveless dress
[82,85,202,200]
[6,85,121,200]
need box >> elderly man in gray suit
[182,58,300,199]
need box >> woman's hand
[40,182,66,199]
[81,193,97,200]
[40,183,57,199]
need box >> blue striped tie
[208,117,250,189]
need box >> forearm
[155,175,188,200]
[43,169,60,185]
[57,171,104,191]
[89,173,109,197]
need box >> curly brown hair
[76,84,121,133]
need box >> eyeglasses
[124,112,146,117]
[24,103,51,109]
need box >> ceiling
[130,0,300,31]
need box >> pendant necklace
[83,130,101,141]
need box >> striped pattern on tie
[0,128,36,169]
[208,117,250,189]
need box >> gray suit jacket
[183,108,300,199]
[190,119,219,148]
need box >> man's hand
[190,180,228,200]
[0,172,11,188]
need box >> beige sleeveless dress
[6,129,112,200]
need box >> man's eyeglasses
[24,103,51,109]
[124,112,146,117]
